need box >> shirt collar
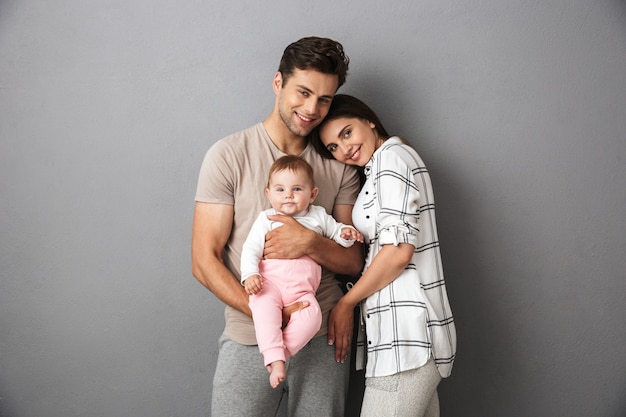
[364,136,401,178]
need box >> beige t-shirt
[195,123,361,345]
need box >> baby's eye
[293,187,302,192]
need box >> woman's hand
[327,244,414,363]
[328,298,355,363]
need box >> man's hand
[327,298,355,363]
[264,214,316,259]
[282,300,310,328]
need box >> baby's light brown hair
[267,156,316,188]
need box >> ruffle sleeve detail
[378,224,419,247]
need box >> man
[192,37,363,416]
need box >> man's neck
[262,114,307,156]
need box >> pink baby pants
[249,255,322,366]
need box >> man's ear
[272,72,283,94]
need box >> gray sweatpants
[211,334,350,417]
[360,359,441,417]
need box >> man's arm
[191,202,251,317]
[192,202,308,321]
[264,204,363,276]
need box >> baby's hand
[341,227,364,243]
[244,275,263,295]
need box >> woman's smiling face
[319,117,381,167]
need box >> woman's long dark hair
[310,94,390,160]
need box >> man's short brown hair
[278,36,350,89]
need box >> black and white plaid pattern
[353,137,456,379]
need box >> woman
[310,95,456,417]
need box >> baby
[240,155,363,388]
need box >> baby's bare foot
[269,360,286,388]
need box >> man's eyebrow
[296,84,334,100]
[296,84,313,93]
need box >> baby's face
[265,168,317,216]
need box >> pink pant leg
[249,279,286,366]
[282,292,322,357]
[251,256,322,365]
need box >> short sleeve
[195,140,235,205]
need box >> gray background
[1,1,625,416]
